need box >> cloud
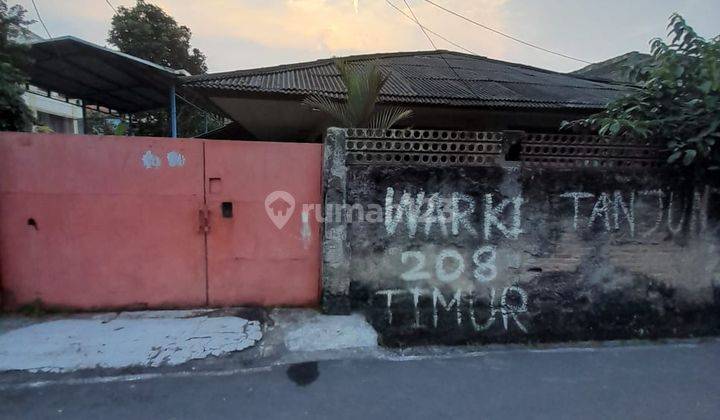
[13,0,720,73]
[157,1,505,55]
[13,0,514,71]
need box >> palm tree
[302,59,413,129]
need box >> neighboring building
[25,36,194,138]
[571,51,653,83]
[12,27,85,134]
[23,86,84,134]
[182,50,630,142]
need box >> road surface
[2,340,718,419]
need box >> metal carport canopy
[27,36,189,113]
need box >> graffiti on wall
[373,185,719,333]
[560,186,716,236]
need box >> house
[20,39,630,141]
[181,50,630,142]
[571,51,652,83]
[23,86,85,134]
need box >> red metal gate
[204,140,321,307]
[0,133,321,310]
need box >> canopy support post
[169,85,177,138]
[80,99,87,135]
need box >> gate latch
[198,204,210,233]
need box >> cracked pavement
[0,311,262,372]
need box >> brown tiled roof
[182,50,628,109]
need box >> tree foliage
[107,0,215,137]
[0,0,32,131]
[564,14,720,171]
[108,0,206,74]
[303,60,413,129]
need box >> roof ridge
[182,50,485,83]
[183,49,608,86]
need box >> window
[36,112,76,134]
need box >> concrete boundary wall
[322,128,720,345]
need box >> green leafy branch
[563,13,720,171]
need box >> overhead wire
[105,0,117,13]
[385,0,477,55]
[30,0,51,38]
[423,0,592,64]
[402,0,438,50]
[398,0,477,97]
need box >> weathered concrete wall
[322,128,720,346]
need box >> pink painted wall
[0,132,321,310]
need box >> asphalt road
[2,340,719,420]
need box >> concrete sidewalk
[3,306,718,388]
[0,308,379,374]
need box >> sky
[13,0,720,74]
